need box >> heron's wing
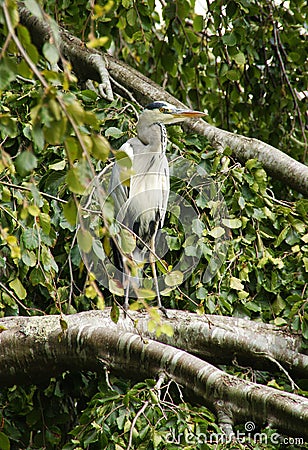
[108,141,133,216]
[127,152,170,243]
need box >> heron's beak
[172,109,206,119]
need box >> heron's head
[141,101,206,126]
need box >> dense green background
[0,0,307,448]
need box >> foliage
[0,0,307,448]
[1,374,302,450]
[41,0,307,160]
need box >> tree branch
[131,310,308,377]
[17,3,308,196]
[1,311,308,438]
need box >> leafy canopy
[0,0,307,448]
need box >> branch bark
[17,3,308,196]
[1,311,307,438]
[131,310,308,377]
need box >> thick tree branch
[2,309,306,379]
[132,310,308,377]
[17,3,308,196]
[1,311,308,438]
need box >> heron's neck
[137,122,167,153]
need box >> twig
[126,400,149,450]
[109,74,142,107]
[0,180,68,204]
[255,351,299,391]
[272,17,307,159]
[0,281,44,316]
[3,3,48,88]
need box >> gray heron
[108,101,205,313]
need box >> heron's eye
[160,107,172,114]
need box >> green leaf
[39,213,51,235]
[147,318,156,332]
[60,317,68,331]
[22,228,40,250]
[165,270,184,287]
[109,279,124,296]
[29,266,45,285]
[119,228,136,253]
[105,127,124,139]
[43,42,59,65]
[21,249,37,267]
[160,323,174,337]
[91,134,110,161]
[28,204,40,216]
[208,226,225,238]
[62,198,77,226]
[135,288,156,300]
[274,317,288,326]
[9,278,27,300]
[272,294,286,315]
[230,276,244,291]
[30,183,44,207]
[24,0,43,18]
[302,317,308,340]
[15,151,38,176]
[233,52,246,65]
[193,15,204,32]
[41,245,58,271]
[110,302,120,323]
[0,114,17,138]
[196,286,207,300]
[192,218,205,236]
[64,136,82,160]
[222,218,242,229]
[126,8,137,26]
[66,167,86,194]
[166,235,181,250]
[49,160,66,171]
[0,58,17,90]
[77,228,93,253]
[31,123,45,151]
[226,69,241,81]
[102,199,114,223]
[0,432,10,450]
[65,100,87,125]
[44,118,67,145]
[274,226,289,247]
[222,33,237,46]
[115,150,133,168]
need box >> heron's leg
[149,235,168,317]
[122,266,130,315]
[124,278,130,313]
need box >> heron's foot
[159,305,169,318]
